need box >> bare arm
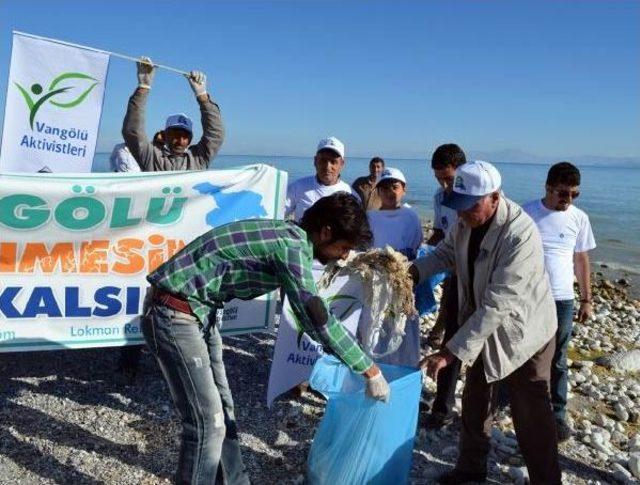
[574,251,592,323]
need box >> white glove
[365,371,390,402]
[186,70,207,97]
[137,56,155,89]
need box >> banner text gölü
[0,165,287,352]
[0,32,109,172]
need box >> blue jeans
[550,299,575,421]
[142,300,250,485]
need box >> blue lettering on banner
[286,352,319,366]
[0,286,141,318]
[19,122,89,158]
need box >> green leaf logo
[14,71,99,129]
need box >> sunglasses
[550,188,580,199]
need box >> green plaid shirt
[148,219,373,373]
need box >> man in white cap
[409,161,561,484]
[285,136,359,222]
[122,56,224,171]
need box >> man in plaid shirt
[142,193,390,485]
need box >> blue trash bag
[307,356,422,485]
[414,245,448,316]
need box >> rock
[629,435,640,452]
[614,403,630,422]
[611,462,633,482]
[629,453,640,479]
[597,350,640,373]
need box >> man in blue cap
[410,161,561,484]
[118,57,225,381]
[122,56,224,171]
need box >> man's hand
[186,70,207,97]
[137,56,155,89]
[577,301,593,323]
[420,349,456,380]
[363,364,390,402]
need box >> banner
[267,262,364,407]
[0,32,109,172]
[0,165,287,352]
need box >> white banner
[0,165,287,352]
[267,262,423,407]
[0,32,109,172]
[267,262,363,407]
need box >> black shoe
[424,411,456,430]
[437,469,486,484]
[555,418,573,443]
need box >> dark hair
[546,162,580,186]
[431,143,466,169]
[152,130,164,145]
[300,192,372,249]
[369,157,385,167]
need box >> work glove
[365,371,390,402]
[137,56,155,89]
[186,70,207,97]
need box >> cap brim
[316,147,343,158]
[166,124,192,134]
[442,192,483,211]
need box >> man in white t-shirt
[523,161,596,442]
[424,144,467,429]
[285,137,358,222]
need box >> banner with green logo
[0,32,109,172]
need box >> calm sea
[93,153,640,275]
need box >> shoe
[424,411,456,430]
[555,418,573,442]
[437,469,486,484]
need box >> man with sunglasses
[522,161,596,442]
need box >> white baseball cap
[316,136,345,158]
[443,160,501,210]
[376,167,406,186]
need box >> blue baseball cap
[165,113,193,135]
[443,161,502,211]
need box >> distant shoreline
[93,152,640,169]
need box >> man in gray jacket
[410,161,560,484]
[122,56,224,171]
[118,57,225,381]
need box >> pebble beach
[1,234,639,484]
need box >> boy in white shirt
[367,167,422,259]
[285,136,359,222]
[523,161,596,441]
[367,167,422,366]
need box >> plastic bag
[307,356,422,485]
[414,245,448,316]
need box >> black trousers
[431,276,461,416]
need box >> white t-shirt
[285,175,357,222]
[523,199,596,301]
[110,143,141,172]
[367,206,423,260]
[433,188,458,235]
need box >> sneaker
[424,411,457,430]
[437,469,486,484]
[555,418,573,442]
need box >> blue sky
[0,0,638,159]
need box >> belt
[151,287,195,315]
